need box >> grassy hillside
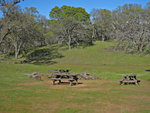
[0,41,150,113]
[56,41,150,66]
[53,41,150,79]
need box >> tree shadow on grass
[145,70,150,72]
[24,45,63,65]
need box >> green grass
[0,41,150,113]
[54,41,150,80]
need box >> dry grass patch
[18,82,43,86]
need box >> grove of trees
[1,0,150,60]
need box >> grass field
[0,41,150,113]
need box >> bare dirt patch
[18,82,43,86]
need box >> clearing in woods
[0,41,150,113]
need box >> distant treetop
[49,5,90,22]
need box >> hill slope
[55,41,149,65]
[0,41,150,113]
[51,41,150,79]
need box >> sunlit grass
[0,41,150,113]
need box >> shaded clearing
[24,45,63,64]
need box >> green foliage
[112,4,150,53]
[91,9,113,41]
[0,5,44,59]
[49,5,90,22]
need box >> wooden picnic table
[49,69,79,86]
[120,74,140,85]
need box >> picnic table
[120,74,140,85]
[49,69,79,86]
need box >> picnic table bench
[49,69,79,86]
[120,74,140,85]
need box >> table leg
[70,81,73,86]
[53,80,55,85]
[76,79,78,85]
[59,80,61,84]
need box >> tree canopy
[1,2,150,60]
[49,5,90,22]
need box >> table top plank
[50,78,75,81]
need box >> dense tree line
[0,0,45,59]
[111,3,150,53]
[0,0,150,60]
[91,3,150,53]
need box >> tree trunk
[92,25,96,39]
[0,31,10,45]
[102,35,105,42]
[14,44,19,59]
[68,35,71,50]
[14,41,22,59]
[139,44,144,53]
[15,51,19,59]
[138,28,145,53]
[139,38,144,53]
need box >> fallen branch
[24,72,50,80]
[78,72,101,80]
